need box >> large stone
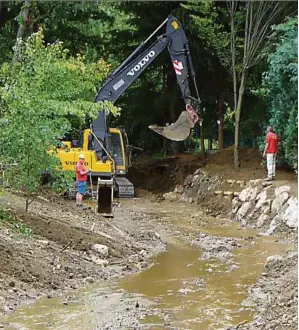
[275,185,291,197]
[236,201,254,222]
[271,192,289,215]
[174,185,184,194]
[281,197,298,228]
[255,188,272,209]
[194,168,201,176]
[192,174,200,183]
[239,187,259,202]
[266,218,277,235]
[261,200,272,215]
[163,192,178,201]
[184,175,193,186]
[256,214,270,228]
[231,198,240,214]
[91,244,109,257]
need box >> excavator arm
[92,15,201,153]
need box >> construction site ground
[0,148,297,329]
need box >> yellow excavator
[57,14,201,200]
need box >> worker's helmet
[79,153,85,159]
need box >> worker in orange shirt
[263,126,279,181]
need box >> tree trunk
[12,0,31,64]
[218,92,225,150]
[25,197,29,213]
[200,106,205,153]
[234,71,246,168]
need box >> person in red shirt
[75,154,90,207]
[263,126,279,180]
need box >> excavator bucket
[149,104,200,141]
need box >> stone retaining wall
[231,179,298,235]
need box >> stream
[0,200,291,329]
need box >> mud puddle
[0,200,292,329]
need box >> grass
[0,208,33,236]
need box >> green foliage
[182,1,244,77]
[0,208,33,236]
[50,170,75,193]
[262,18,298,170]
[0,29,119,209]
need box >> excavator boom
[93,15,201,152]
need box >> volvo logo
[127,51,156,76]
[65,161,89,166]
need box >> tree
[228,1,294,167]
[0,29,119,211]
[262,17,298,170]
[183,1,295,165]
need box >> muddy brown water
[0,200,292,330]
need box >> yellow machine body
[57,128,127,178]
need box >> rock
[271,192,289,215]
[261,200,272,215]
[9,281,15,287]
[233,192,240,197]
[223,191,233,197]
[236,180,245,185]
[275,185,291,197]
[91,255,109,267]
[281,197,298,228]
[84,276,95,284]
[255,189,271,209]
[163,192,178,201]
[91,244,109,257]
[226,179,236,184]
[194,169,201,175]
[239,187,259,202]
[256,214,270,228]
[192,174,199,183]
[179,195,193,203]
[184,175,193,186]
[214,191,223,195]
[174,185,184,194]
[37,240,50,246]
[232,198,240,214]
[266,255,284,264]
[266,218,277,235]
[236,202,254,222]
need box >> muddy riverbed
[0,192,296,329]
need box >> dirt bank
[0,192,166,316]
